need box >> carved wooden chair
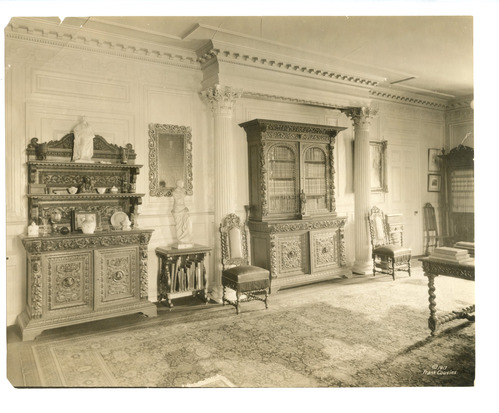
[219,213,270,314]
[367,206,412,280]
[423,202,449,256]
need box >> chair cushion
[373,245,412,258]
[222,265,270,291]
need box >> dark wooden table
[420,257,475,335]
[156,244,212,309]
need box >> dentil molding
[6,17,463,111]
[197,45,380,90]
[5,18,200,71]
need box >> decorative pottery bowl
[68,186,78,194]
[96,187,107,194]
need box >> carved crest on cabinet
[27,134,136,162]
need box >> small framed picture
[71,211,101,232]
[428,148,442,172]
[427,174,441,192]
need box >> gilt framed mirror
[148,123,193,197]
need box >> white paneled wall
[5,30,451,326]
[5,37,210,325]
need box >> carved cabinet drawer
[94,246,139,308]
[42,250,93,319]
[310,229,340,272]
[276,232,310,277]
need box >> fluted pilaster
[344,106,378,274]
[201,84,242,298]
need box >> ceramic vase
[81,215,96,234]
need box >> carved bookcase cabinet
[17,134,157,341]
[240,119,351,292]
[440,145,474,244]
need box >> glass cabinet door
[267,144,299,216]
[303,146,328,213]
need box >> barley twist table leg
[425,271,438,335]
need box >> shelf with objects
[240,119,351,292]
[17,120,157,341]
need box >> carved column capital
[201,84,243,116]
[343,106,378,129]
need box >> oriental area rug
[15,265,475,388]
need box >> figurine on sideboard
[27,221,39,237]
[72,118,95,163]
[78,176,94,194]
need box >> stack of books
[428,247,474,265]
[453,241,475,257]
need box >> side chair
[367,206,412,280]
[219,213,271,314]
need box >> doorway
[387,142,423,255]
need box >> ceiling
[80,16,473,100]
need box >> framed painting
[71,211,101,232]
[428,148,442,172]
[370,140,388,193]
[427,174,441,192]
[148,123,193,197]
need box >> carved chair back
[423,202,438,234]
[367,206,390,249]
[220,213,251,270]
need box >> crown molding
[369,87,449,110]
[5,17,200,70]
[446,95,474,110]
[197,40,381,91]
[6,17,464,112]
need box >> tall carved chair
[367,206,412,280]
[423,202,449,256]
[219,213,270,314]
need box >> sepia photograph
[1,1,495,412]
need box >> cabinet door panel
[266,142,300,217]
[94,246,139,307]
[44,250,93,317]
[302,144,330,214]
[310,229,339,272]
[276,232,309,277]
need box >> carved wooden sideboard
[240,119,351,291]
[17,133,157,341]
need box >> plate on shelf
[110,211,128,228]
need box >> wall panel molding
[32,69,130,103]
[25,103,134,147]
